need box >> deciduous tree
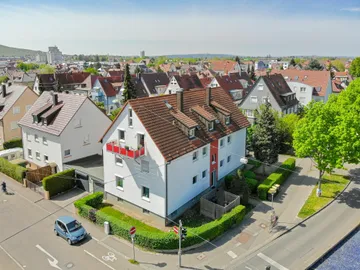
[84,67,99,75]
[349,57,360,78]
[290,58,296,66]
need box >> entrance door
[210,170,216,187]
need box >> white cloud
[341,7,360,12]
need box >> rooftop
[65,154,104,181]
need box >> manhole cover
[65,262,74,269]
[259,223,267,229]
[238,232,252,244]
[197,253,206,260]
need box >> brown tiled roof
[18,92,87,136]
[199,77,213,88]
[108,70,124,79]
[131,77,149,98]
[98,77,118,97]
[215,75,244,91]
[104,88,249,161]
[141,73,170,94]
[332,80,347,93]
[211,101,231,115]
[192,105,217,121]
[173,74,203,91]
[56,72,90,85]
[209,60,237,73]
[170,110,198,128]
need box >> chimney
[176,88,184,112]
[205,87,211,106]
[1,84,6,98]
[52,92,58,105]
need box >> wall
[324,76,333,102]
[287,82,313,105]
[60,98,111,167]
[0,121,4,146]
[164,77,180,94]
[103,103,167,218]
[3,87,38,142]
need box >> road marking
[91,236,99,242]
[235,242,242,247]
[36,244,62,270]
[0,244,26,270]
[227,250,238,259]
[92,236,129,260]
[84,250,115,270]
[257,252,289,270]
[245,266,252,270]
[102,252,117,262]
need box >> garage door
[75,171,89,192]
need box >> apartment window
[142,186,150,199]
[192,175,197,184]
[26,133,31,142]
[208,121,214,131]
[212,154,216,164]
[43,137,47,145]
[202,170,207,179]
[202,147,207,157]
[189,128,195,138]
[227,155,231,163]
[116,175,124,190]
[262,97,269,103]
[258,84,264,90]
[220,139,224,148]
[74,119,82,128]
[227,135,231,144]
[28,148,32,158]
[220,159,224,167]
[84,134,90,145]
[128,108,133,127]
[35,134,39,142]
[246,110,253,117]
[64,149,71,157]
[115,155,123,166]
[26,105,32,112]
[10,121,18,130]
[44,154,49,163]
[250,96,258,103]
[193,151,198,161]
[118,129,125,141]
[225,116,230,125]
[141,160,150,173]
[13,106,20,114]
[36,151,40,161]
[300,87,306,92]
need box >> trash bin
[104,221,110,235]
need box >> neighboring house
[72,75,99,96]
[129,63,151,74]
[332,80,348,94]
[159,63,177,73]
[334,72,352,83]
[118,77,149,101]
[10,71,37,85]
[255,60,270,70]
[240,74,299,124]
[140,73,170,95]
[0,83,38,147]
[165,74,203,94]
[199,77,213,88]
[106,70,125,78]
[18,92,111,172]
[91,77,123,113]
[101,87,249,226]
[208,60,241,75]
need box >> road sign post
[178,220,182,268]
[129,226,136,262]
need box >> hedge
[248,159,261,169]
[3,138,23,149]
[257,158,296,200]
[43,169,76,197]
[74,192,247,250]
[246,178,258,193]
[244,170,256,179]
[0,157,27,182]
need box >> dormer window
[225,116,230,125]
[33,115,39,123]
[208,121,214,131]
[189,128,195,139]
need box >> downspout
[165,161,169,225]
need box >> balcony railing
[106,141,145,159]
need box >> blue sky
[1,0,359,56]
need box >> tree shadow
[204,265,223,270]
[138,262,167,268]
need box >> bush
[224,175,233,189]
[246,178,258,193]
[43,169,75,197]
[244,170,256,179]
[248,159,261,168]
[74,193,247,250]
[0,157,27,182]
[3,138,23,149]
[257,158,296,200]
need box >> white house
[18,92,111,172]
[165,74,203,94]
[101,87,250,226]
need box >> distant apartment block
[47,46,63,64]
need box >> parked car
[54,216,87,245]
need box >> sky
[1,0,360,56]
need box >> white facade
[287,82,313,105]
[47,46,63,64]
[165,76,181,94]
[22,99,111,171]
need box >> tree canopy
[84,67,99,75]
[306,59,323,70]
[331,59,345,72]
[349,57,360,78]
[39,64,55,74]
[290,58,296,66]
[17,62,39,71]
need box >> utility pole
[178,220,182,268]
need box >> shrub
[74,193,247,250]
[224,175,233,189]
[246,178,258,193]
[244,170,256,179]
[248,159,261,168]
[3,138,23,149]
[43,169,75,197]
[0,157,27,182]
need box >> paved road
[227,169,360,270]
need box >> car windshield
[66,220,82,232]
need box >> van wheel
[67,239,72,245]
[54,230,58,236]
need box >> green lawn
[98,206,163,233]
[298,174,350,219]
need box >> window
[202,147,207,157]
[220,159,224,167]
[10,121,18,130]
[212,154,216,164]
[258,84,264,90]
[28,148,32,158]
[227,135,231,144]
[84,134,90,145]
[193,151,198,161]
[143,209,150,214]
[141,160,150,173]
[220,139,224,148]
[250,96,258,103]
[192,175,197,184]
[128,108,133,127]
[116,175,124,190]
[44,154,49,163]
[26,133,31,142]
[262,97,269,103]
[225,116,230,125]
[300,87,306,93]
[13,106,20,114]
[41,137,47,145]
[202,170,207,179]
[227,155,231,163]
[115,155,123,166]
[142,186,150,199]
[35,134,39,142]
[189,128,195,138]
[26,105,32,112]
[64,149,71,157]
[246,110,253,117]
[36,151,40,160]
[118,129,125,141]
[299,97,306,104]
[208,121,214,131]
[74,119,82,128]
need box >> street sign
[129,226,136,236]
[173,226,179,234]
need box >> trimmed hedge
[257,158,296,200]
[244,170,256,179]
[3,138,23,149]
[248,159,261,169]
[43,169,75,197]
[246,178,259,193]
[74,192,247,250]
[0,157,27,182]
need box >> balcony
[106,141,145,159]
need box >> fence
[26,179,44,196]
[26,165,53,183]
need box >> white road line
[0,244,25,270]
[91,236,99,242]
[235,242,242,247]
[257,252,289,270]
[84,250,116,270]
[227,250,238,259]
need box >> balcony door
[137,133,145,148]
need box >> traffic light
[181,227,187,241]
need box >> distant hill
[0,44,44,57]
[157,54,235,59]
